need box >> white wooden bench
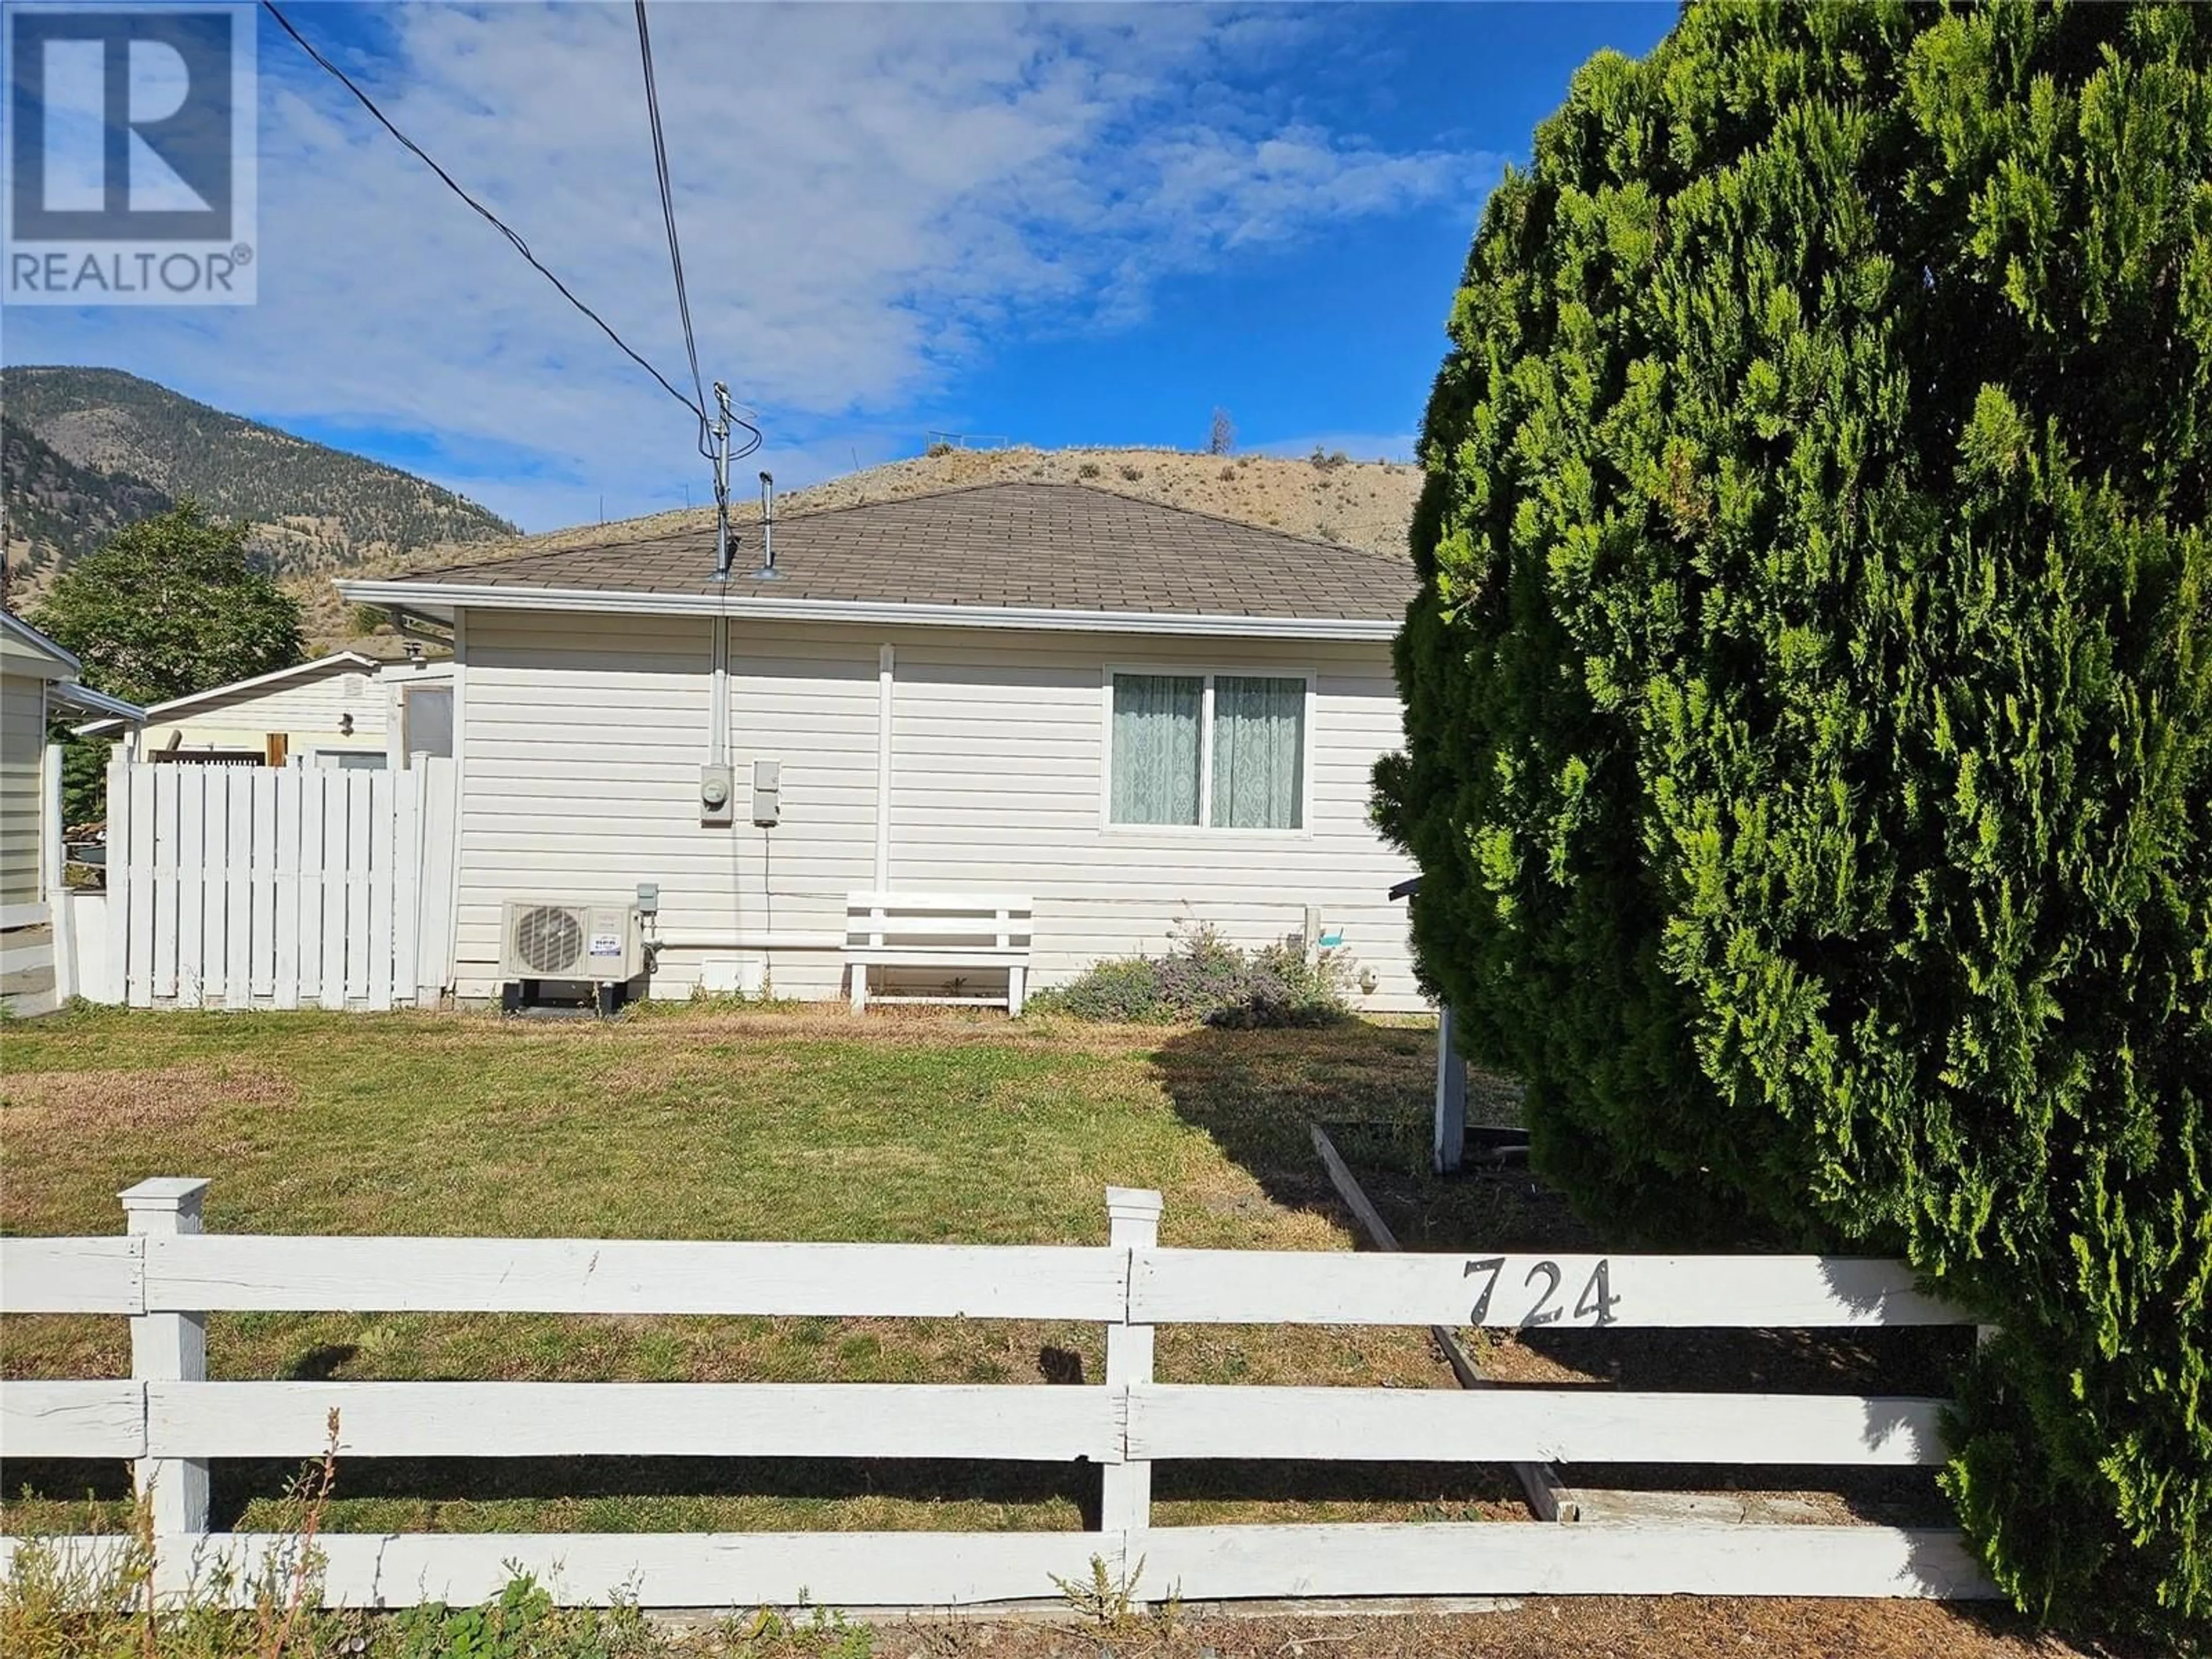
[844,891,1035,1014]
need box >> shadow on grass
[0,1453,1525,1533]
[1149,1022,1972,1383]
[283,1343,359,1381]
[1148,1021,1586,1251]
[1146,1021,1978,1534]
[1146,1020,1432,1222]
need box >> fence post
[1103,1186,1162,1540]
[121,1177,211,1536]
[106,756,132,1007]
[1434,1003,1468,1175]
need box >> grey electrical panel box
[700,763,734,827]
[752,759,781,825]
[635,882,660,916]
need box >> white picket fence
[0,1181,1995,1609]
[99,758,457,1010]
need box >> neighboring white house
[340,482,1426,1010]
[75,650,455,771]
[1,610,145,1014]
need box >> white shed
[75,650,456,770]
[341,482,1426,1010]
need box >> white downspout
[874,643,893,888]
[444,608,468,999]
[710,613,730,766]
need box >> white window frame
[1098,663,1317,838]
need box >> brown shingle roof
[395,482,1414,623]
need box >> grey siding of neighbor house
[1,671,48,911]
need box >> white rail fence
[96,757,457,1010]
[0,1181,1994,1609]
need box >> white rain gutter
[334,579,1402,643]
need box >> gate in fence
[0,1181,1995,1610]
[97,757,457,1010]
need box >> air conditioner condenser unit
[500,900,642,985]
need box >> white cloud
[7,3,1494,529]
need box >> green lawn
[1,1004,1529,1535]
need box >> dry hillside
[302,445,1424,653]
[3,367,514,600]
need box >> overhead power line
[631,1,760,466]
[260,0,724,437]
[632,0,707,455]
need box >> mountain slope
[2,366,516,593]
[1,416,174,595]
[307,442,1425,650]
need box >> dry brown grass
[741,1600,2108,1659]
[1,1060,296,1148]
[0,1005,1481,1536]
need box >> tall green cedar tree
[1376,2,2209,1638]
[32,501,304,821]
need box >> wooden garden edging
[0,1179,1995,1609]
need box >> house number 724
[1462,1256,1620,1328]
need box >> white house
[75,650,454,770]
[339,482,1425,1010]
[1,610,144,1014]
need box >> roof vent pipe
[755,471,781,581]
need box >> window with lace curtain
[1107,671,1309,830]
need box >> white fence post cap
[119,1177,211,1213]
[1104,1187,1164,1222]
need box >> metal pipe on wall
[875,643,893,888]
[647,933,844,958]
[710,615,730,765]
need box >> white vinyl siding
[449,613,1421,1009]
[892,633,1411,1003]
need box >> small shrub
[2,1414,348,1658]
[725,1604,874,1659]
[1037,955,1164,1022]
[1035,922,1355,1027]
[1214,940,1357,1029]
[1050,1553,1147,1627]
[1119,464,1143,482]
[924,441,952,458]
[1077,461,1101,479]
[391,1574,653,1659]
[1219,465,1236,482]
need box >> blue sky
[6,2,1675,532]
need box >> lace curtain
[1110,674,1202,824]
[1211,675,1304,828]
